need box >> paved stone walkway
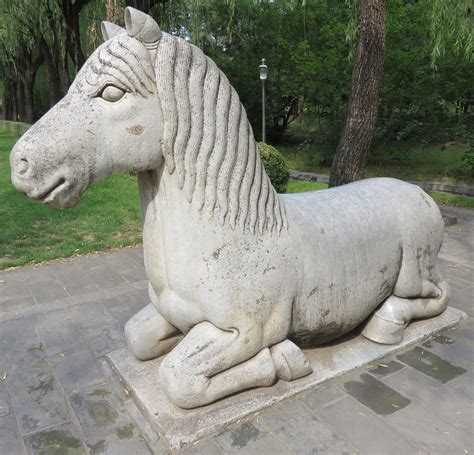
[0,206,472,454]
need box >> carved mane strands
[155,33,288,234]
[72,35,156,97]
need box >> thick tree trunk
[329,0,387,188]
[40,37,64,106]
[62,0,88,72]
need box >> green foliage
[286,179,327,193]
[258,142,290,193]
[0,129,141,269]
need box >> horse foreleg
[159,321,277,408]
[362,280,450,345]
[125,303,182,360]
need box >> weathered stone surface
[316,395,419,454]
[9,6,458,410]
[108,306,466,448]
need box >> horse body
[10,8,449,409]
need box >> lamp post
[259,58,267,143]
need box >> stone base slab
[107,307,467,449]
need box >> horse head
[10,8,163,209]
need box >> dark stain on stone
[89,388,111,397]
[89,439,106,454]
[28,375,55,396]
[28,428,83,453]
[87,400,119,426]
[308,286,319,298]
[116,423,135,439]
[27,342,44,352]
[228,421,264,449]
[432,334,455,345]
[126,125,144,135]
[343,373,411,415]
[397,346,466,383]
[263,266,275,274]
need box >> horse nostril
[18,158,29,175]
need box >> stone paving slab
[108,307,466,449]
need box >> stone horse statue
[10,8,449,409]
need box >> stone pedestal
[107,307,466,449]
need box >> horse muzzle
[10,142,81,209]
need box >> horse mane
[154,33,288,234]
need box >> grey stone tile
[104,251,146,283]
[0,317,39,353]
[50,348,107,393]
[34,308,86,355]
[384,366,473,431]
[422,335,474,372]
[299,382,343,411]
[50,262,99,296]
[382,400,473,454]
[0,281,30,303]
[214,419,290,454]
[9,372,72,434]
[446,275,474,293]
[316,395,419,455]
[28,279,69,304]
[179,438,222,454]
[83,264,126,290]
[449,318,474,341]
[258,399,341,454]
[23,422,87,454]
[69,384,152,454]
[397,346,467,383]
[449,371,474,401]
[70,303,125,356]
[125,248,145,266]
[18,266,57,285]
[319,442,360,455]
[366,359,405,378]
[0,295,36,312]
[105,289,148,328]
[3,342,50,389]
[0,413,25,455]
[341,373,411,415]
[75,254,109,269]
[450,288,474,316]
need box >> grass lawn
[1,128,472,269]
[280,142,472,184]
[1,130,141,269]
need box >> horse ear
[101,21,125,41]
[124,7,161,46]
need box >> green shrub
[258,142,290,193]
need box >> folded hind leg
[362,280,450,345]
[159,321,278,408]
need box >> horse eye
[100,85,125,102]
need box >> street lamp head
[259,58,267,81]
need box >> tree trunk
[62,0,88,72]
[40,37,63,106]
[329,0,387,188]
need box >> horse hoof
[270,339,312,381]
[362,313,406,345]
